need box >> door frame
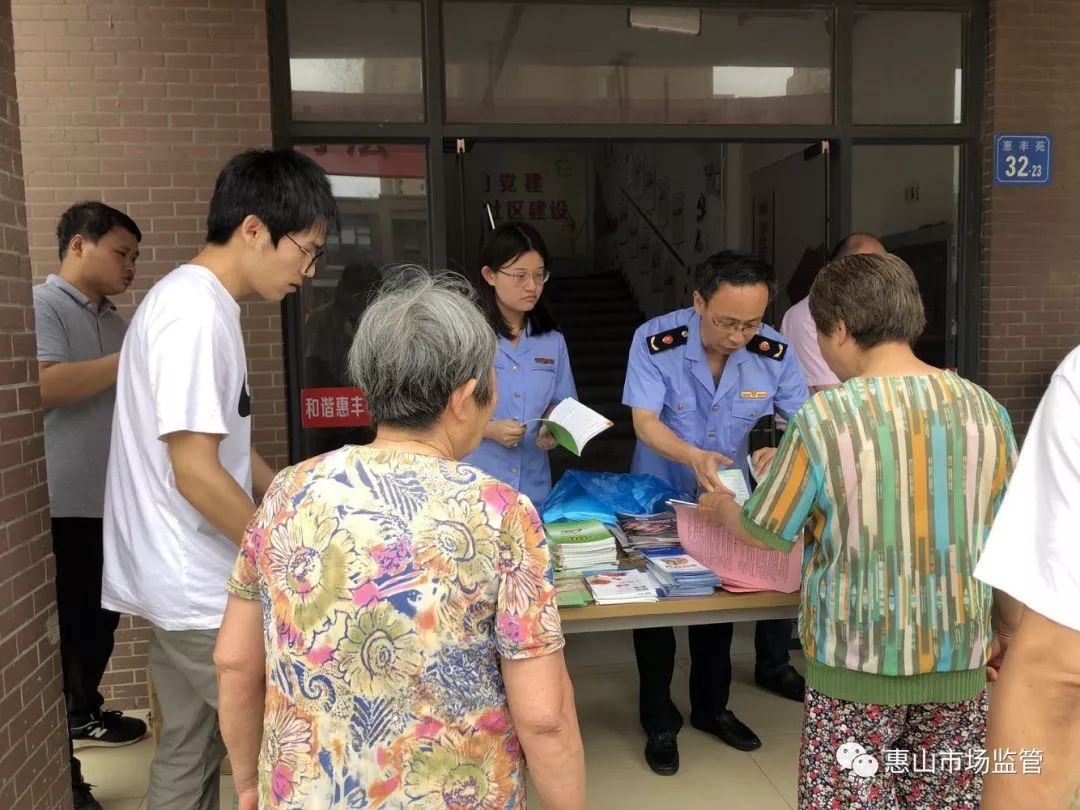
[268,0,986,463]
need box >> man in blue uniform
[623,251,809,775]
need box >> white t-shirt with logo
[975,346,1080,632]
[103,264,252,631]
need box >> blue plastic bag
[540,470,689,524]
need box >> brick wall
[981,0,1080,431]
[0,0,72,807]
[12,0,278,710]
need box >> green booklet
[525,398,613,456]
[546,519,618,573]
[554,571,592,608]
[545,519,614,545]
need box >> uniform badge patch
[746,335,787,361]
[647,326,689,355]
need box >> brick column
[0,0,71,807]
[981,0,1080,431]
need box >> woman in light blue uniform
[464,222,577,507]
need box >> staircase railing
[616,187,689,316]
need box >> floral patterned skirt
[799,686,988,809]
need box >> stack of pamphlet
[545,519,618,571]
[583,569,661,605]
[607,522,641,561]
[642,549,721,597]
[554,571,592,608]
[614,511,681,552]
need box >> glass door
[742,140,833,329]
[852,145,960,368]
[443,138,834,477]
[734,141,832,448]
[286,143,430,461]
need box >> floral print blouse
[227,446,565,809]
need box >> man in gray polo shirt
[34,202,147,810]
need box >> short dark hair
[809,253,927,349]
[829,232,882,260]
[205,149,339,246]
[474,222,559,340]
[56,202,142,260]
[694,250,776,302]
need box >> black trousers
[633,618,794,735]
[52,517,121,725]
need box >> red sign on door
[300,387,371,428]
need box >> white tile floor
[84,650,804,809]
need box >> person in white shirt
[975,347,1080,810]
[102,149,338,810]
[781,233,885,393]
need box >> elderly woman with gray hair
[213,269,586,810]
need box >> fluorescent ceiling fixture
[328,175,381,199]
[290,58,365,93]
[712,66,795,98]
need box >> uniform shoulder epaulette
[746,335,788,361]
[647,325,689,355]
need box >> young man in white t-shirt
[976,347,1080,810]
[102,149,337,810]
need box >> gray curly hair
[347,266,498,430]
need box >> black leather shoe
[644,731,680,775]
[691,710,762,752]
[755,665,806,702]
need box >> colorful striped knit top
[741,372,1016,705]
